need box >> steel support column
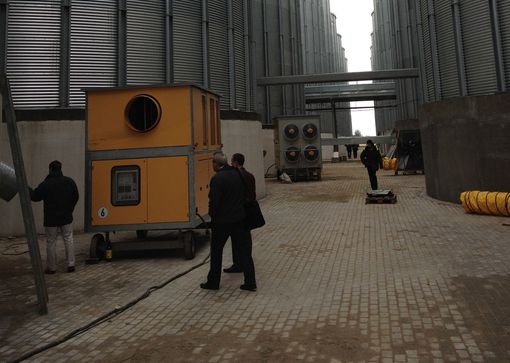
[60,0,70,107]
[0,0,8,75]
[201,0,209,88]
[278,0,286,114]
[243,0,251,110]
[227,0,235,109]
[488,0,506,91]
[427,0,442,100]
[262,0,271,123]
[331,100,338,153]
[165,0,174,83]
[452,0,468,96]
[117,0,127,86]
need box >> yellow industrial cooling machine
[85,84,221,259]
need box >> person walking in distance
[360,140,383,191]
[201,152,257,291]
[223,153,256,274]
[30,160,79,274]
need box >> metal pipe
[165,0,173,83]
[1,76,48,315]
[257,68,420,86]
[227,0,235,109]
[452,0,467,96]
[427,0,442,100]
[331,100,338,152]
[488,0,506,91]
[117,0,127,86]
[201,0,209,88]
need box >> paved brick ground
[1,162,509,362]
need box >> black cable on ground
[9,253,211,363]
[265,163,276,177]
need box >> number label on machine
[98,207,109,219]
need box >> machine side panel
[194,154,211,218]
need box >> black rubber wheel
[136,230,148,239]
[90,233,106,259]
[183,231,196,260]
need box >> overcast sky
[329,0,376,136]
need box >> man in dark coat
[223,153,256,274]
[31,160,79,274]
[360,140,383,190]
[201,152,257,291]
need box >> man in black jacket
[201,152,257,291]
[31,160,79,274]
[223,153,256,274]
[360,140,384,191]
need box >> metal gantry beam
[257,68,419,86]
[321,136,396,146]
[305,82,397,103]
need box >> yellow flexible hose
[460,191,510,217]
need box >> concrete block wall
[419,93,510,203]
[0,119,266,236]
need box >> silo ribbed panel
[497,0,510,90]
[233,0,247,110]
[173,1,203,84]
[420,0,435,102]
[126,0,166,85]
[209,0,230,108]
[6,0,61,108]
[460,0,498,95]
[70,1,117,107]
[435,0,459,98]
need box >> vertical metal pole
[262,0,271,123]
[290,0,298,114]
[278,0,286,114]
[331,100,338,153]
[201,0,209,88]
[427,0,441,101]
[452,0,468,96]
[1,76,48,315]
[243,0,251,110]
[60,0,70,107]
[488,0,506,92]
[414,0,428,103]
[166,0,174,83]
[117,0,127,86]
[0,0,9,75]
[227,0,235,110]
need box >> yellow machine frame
[85,84,220,256]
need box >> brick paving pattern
[1,162,509,362]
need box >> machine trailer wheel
[182,231,196,260]
[90,233,106,259]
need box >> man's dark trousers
[207,221,256,287]
[367,166,378,190]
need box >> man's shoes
[240,284,257,292]
[223,265,243,273]
[200,282,219,290]
[44,269,56,275]
[67,266,75,273]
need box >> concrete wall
[0,121,85,236]
[261,129,277,178]
[220,120,266,199]
[0,119,266,236]
[419,93,510,203]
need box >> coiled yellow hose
[383,157,398,170]
[460,191,510,217]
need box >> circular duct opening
[125,95,161,132]
[303,145,320,162]
[283,124,299,141]
[284,146,300,163]
[302,123,318,140]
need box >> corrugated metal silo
[69,1,117,107]
[500,1,510,90]
[126,0,166,85]
[6,0,61,108]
